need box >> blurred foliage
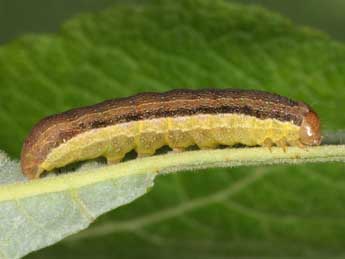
[1,0,345,43]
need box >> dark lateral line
[80,105,302,130]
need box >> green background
[1,0,345,44]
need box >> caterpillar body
[21,89,322,179]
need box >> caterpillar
[21,89,322,179]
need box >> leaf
[0,0,344,258]
[0,152,155,259]
[0,145,344,258]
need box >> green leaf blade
[0,145,344,258]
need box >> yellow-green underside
[41,113,301,173]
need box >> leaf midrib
[1,144,344,203]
